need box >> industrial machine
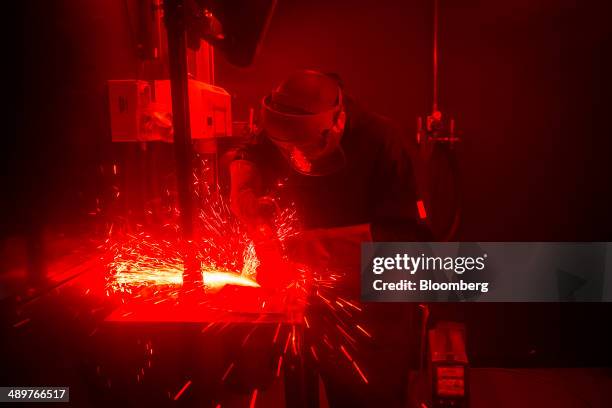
[108,79,232,142]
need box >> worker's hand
[231,189,279,228]
[230,159,279,227]
[252,196,279,223]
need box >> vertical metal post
[209,44,215,85]
[164,0,194,239]
[164,0,201,288]
[432,0,439,113]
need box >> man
[230,70,422,407]
[230,69,421,241]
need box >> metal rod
[164,0,194,239]
[432,0,439,113]
[209,44,215,85]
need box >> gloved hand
[229,159,278,227]
[230,190,278,229]
[229,159,298,289]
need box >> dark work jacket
[235,97,420,241]
[236,99,420,407]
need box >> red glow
[353,361,369,384]
[276,356,283,377]
[249,389,258,408]
[91,164,373,401]
[289,147,313,173]
[12,318,31,328]
[417,199,428,219]
[436,366,465,397]
[356,324,372,338]
[221,363,234,382]
[340,345,353,362]
[310,346,319,361]
[103,190,303,315]
[173,380,192,401]
[273,323,281,343]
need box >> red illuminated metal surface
[417,199,428,220]
[103,196,307,323]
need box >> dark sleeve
[370,121,426,241]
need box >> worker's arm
[284,224,371,270]
[230,157,292,288]
[370,121,431,241]
[230,157,281,236]
[229,159,264,224]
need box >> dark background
[4,0,612,366]
[215,0,612,242]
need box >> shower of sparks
[108,235,184,291]
[96,160,373,400]
[104,191,299,298]
[106,234,261,294]
[202,269,260,288]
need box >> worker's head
[261,70,346,176]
